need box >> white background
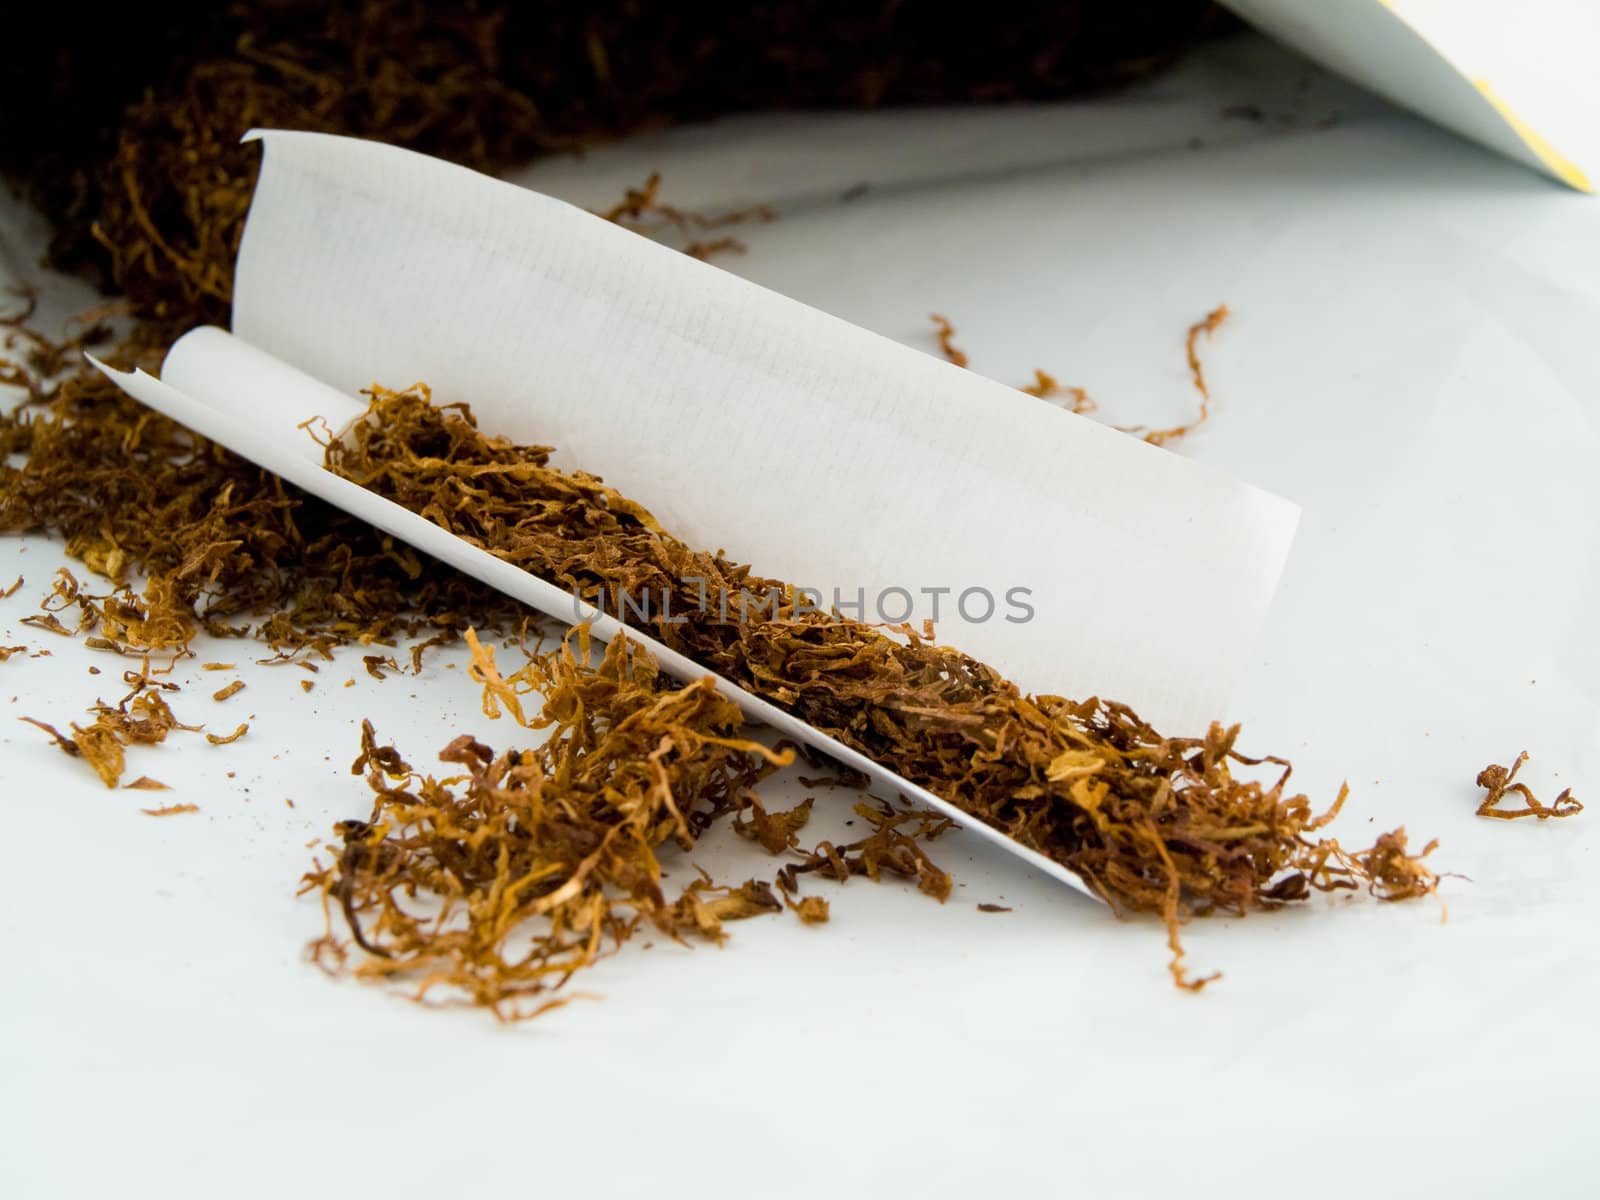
[3,33,1597,1199]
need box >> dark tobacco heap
[1,2,1452,1015]
[2,0,1225,320]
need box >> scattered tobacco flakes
[1021,369,1096,414]
[303,629,794,1019]
[939,314,1099,411]
[1475,752,1582,822]
[776,802,956,903]
[142,802,199,817]
[19,716,79,756]
[1355,829,1441,903]
[72,724,128,789]
[20,613,71,638]
[308,626,957,1015]
[212,680,244,701]
[673,875,785,941]
[787,895,831,924]
[362,654,400,679]
[732,795,815,855]
[684,237,746,261]
[596,171,773,260]
[20,673,202,787]
[929,306,1232,439]
[325,383,1442,986]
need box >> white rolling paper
[95,129,1300,895]
[231,130,1297,725]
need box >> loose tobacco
[304,626,849,1019]
[21,655,203,788]
[1475,752,1582,821]
[142,802,200,816]
[929,308,1228,438]
[321,381,1443,990]
[596,171,775,260]
[0,335,524,669]
[1136,303,1229,447]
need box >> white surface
[3,32,1598,1200]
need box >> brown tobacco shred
[2,576,21,598]
[142,802,199,816]
[1476,752,1582,821]
[124,776,171,790]
[932,315,1096,410]
[362,654,400,679]
[775,802,955,903]
[977,903,1012,913]
[788,895,831,924]
[732,795,815,855]
[212,680,245,701]
[21,672,204,787]
[596,171,774,260]
[1021,369,1096,414]
[320,382,1441,987]
[206,723,249,745]
[21,613,72,638]
[1355,829,1441,901]
[1137,303,1229,447]
[0,646,28,662]
[930,313,970,367]
[19,716,80,756]
[930,308,1232,439]
[684,237,745,261]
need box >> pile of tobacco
[0,0,1531,1020]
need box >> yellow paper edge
[1473,78,1593,192]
